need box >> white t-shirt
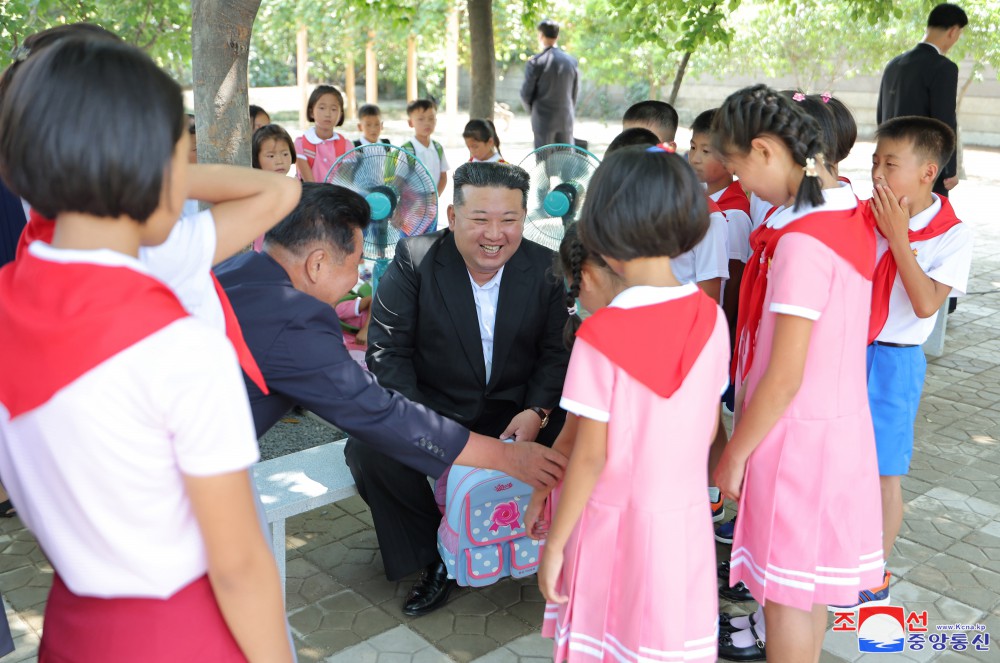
[874,195,973,345]
[710,188,754,263]
[749,192,778,230]
[0,243,259,599]
[672,209,729,287]
[405,137,449,180]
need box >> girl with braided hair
[534,146,729,663]
[711,84,881,662]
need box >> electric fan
[325,144,438,291]
[517,143,601,251]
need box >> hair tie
[647,143,676,154]
[567,303,578,316]
[820,91,832,103]
[792,92,806,102]
[10,45,30,63]
[804,156,819,178]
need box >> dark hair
[555,224,616,349]
[928,3,968,29]
[307,85,345,126]
[264,182,370,258]
[249,104,269,123]
[578,147,709,261]
[712,84,826,211]
[358,103,382,119]
[782,90,836,164]
[538,19,560,39]
[606,127,658,154]
[875,115,956,171]
[406,98,437,115]
[820,95,857,163]
[463,119,501,150]
[452,161,529,209]
[690,108,717,136]
[0,38,184,222]
[187,113,196,135]
[252,124,296,169]
[0,23,120,108]
[623,100,679,142]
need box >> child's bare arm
[438,171,447,197]
[184,470,294,663]
[296,157,315,183]
[186,164,301,265]
[722,260,745,349]
[871,184,952,317]
[525,414,579,539]
[697,277,722,303]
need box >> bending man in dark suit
[215,182,567,603]
[877,2,967,197]
[349,161,570,616]
[520,19,579,149]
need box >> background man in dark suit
[349,162,570,616]
[520,19,579,149]
[878,2,967,197]
[215,182,566,606]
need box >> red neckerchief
[706,194,724,217]
[0,250,188,418]
[716,181,751,216]
[732,205,875,382]
[865,196,962,343]
[577,289,718,398]
[16,211,269,394]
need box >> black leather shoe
[402,561,456,616]
[718,624,766,661]
[719,580,755,602]
[719,610,757,635]
[718,560,730,582]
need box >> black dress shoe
[719,580,755,602]
[719,610,756,635]
[402,560,456,616]
[718,624,766,661]
[718,561,730,582]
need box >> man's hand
[944,176,959,191]
[870,184,911,247]
[502,441,566,490]
[500,409,543,442]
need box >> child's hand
[538,546,568,604]
[870,184,910,247]
[524,489,551,540]
[358,295,372,311]
[714,448,747,503]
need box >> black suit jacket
[520,46,579,145]
[367,230,569,441]
[877,42,959,192]
[215,250,469,478]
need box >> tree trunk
[345,49,357,121]
[192,0,261,166]
[668,50,692,107]
[296,24,308,129]
[407,34,418,102]
[445,1,459,116]
[467,0,495,119]
[365,30,378,104]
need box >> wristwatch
[528,406,549,429]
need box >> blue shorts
[866,343,927,476]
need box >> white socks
[728,606,766,647]
[708,486,721,502]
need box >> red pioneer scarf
[865,196,962,343]
[716,181,751,216]
[732,205,875,382]
[577,289,719,398]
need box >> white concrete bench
[253,439,356,591]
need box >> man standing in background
[520,19,580,149]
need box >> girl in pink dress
[712,84,882,662]
[536,147,729,663]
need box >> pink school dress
[543,284,728,663]
[729,184,884,610]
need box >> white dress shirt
[468,266,504,382]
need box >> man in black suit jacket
[520,19,579,149]
[878,3,967,197]
[349,161,570,616]
[215,182,566,587]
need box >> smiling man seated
[346,161,570,616]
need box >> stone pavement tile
[904,552,1000,612]
[285,557,346,611]
[906,492,995,530]
[324,625,456,663]
[946,530,1000,575]
[434,633,499,663]
[823,629,864,662]
[819,650,854,663]
[891,580,985,627]
[290,589,398,659]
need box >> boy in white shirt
[401,99,449,196]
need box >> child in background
[712,84,881,662]
[0,38,295,662]
[605,127,659,154]
[859,116,972,608]
[295,84,352,183]
[463,119,505,163]
[250,104,270,133]
[251,124,297,251]
[622,99,679,149]
[401,99,449,196]
[354,103,390,147]
[537,147,727,663]
[818,94,858,182]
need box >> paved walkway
[2,133,999,662]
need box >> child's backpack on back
[437,462,544,587]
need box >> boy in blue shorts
[850,115,973,607]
